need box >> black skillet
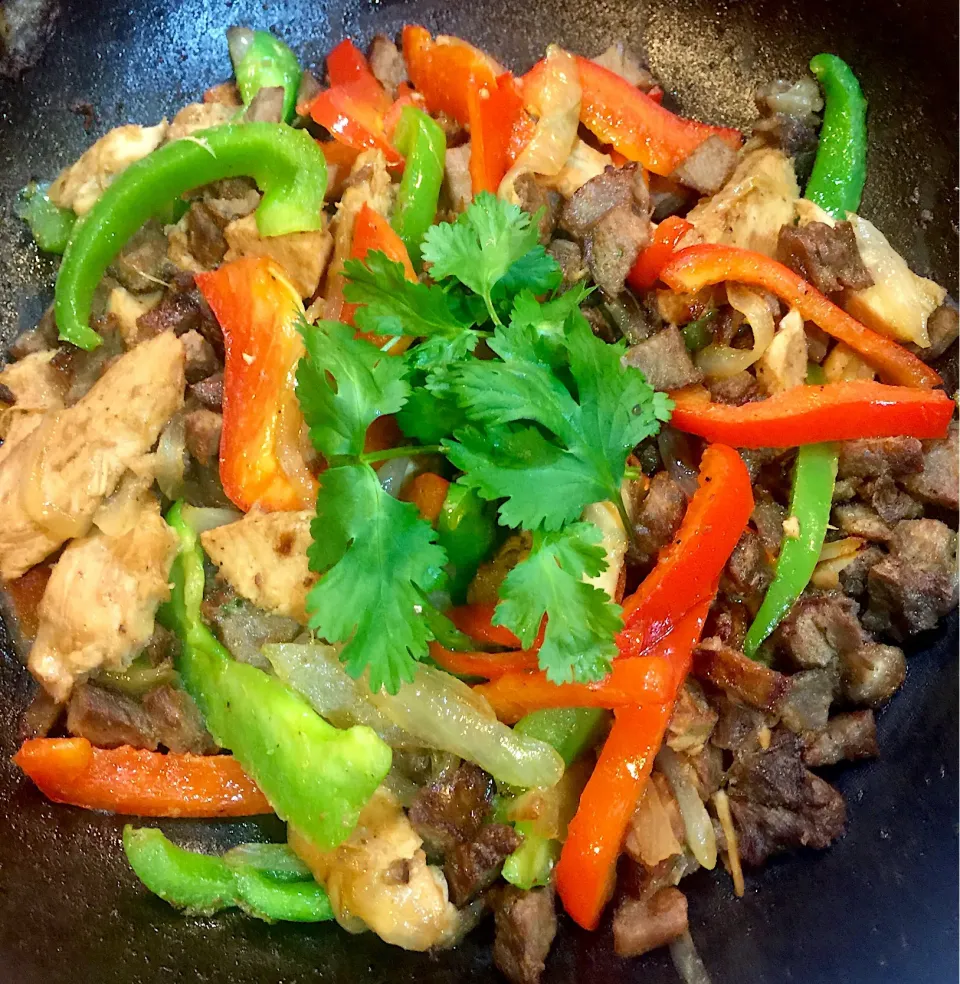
[0,1,956,981]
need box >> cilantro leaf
[492,244,562,300]
[343,251,475,342]
[396,385,467,444]
[421,192,540,325]
[305,464,447,694]
[497,284,591,368]
[296,319,409,459]
[494,523,622,683]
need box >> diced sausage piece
[492,885,557,984]
[0,332,185,580]
[200,509,316,623]
[776,221,873,294]
[27,500,179,702]
[613,888,689,958]
[623,326,702,391]
[802,710,878,767]
[670,135,738,195]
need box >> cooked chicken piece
[222,213,333,298]
[757,308,808,394]
[0,349,65,439]
[289,789,460,951]
[683,147,799,257]
[166,101,235,142]
[200,509,316,623]
[28,498,179,701]
[0,332,185,580]
[106,286,163,349]
[48,121,168,215]
[823,341,876,382]
[443,144,473,214]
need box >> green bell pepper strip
[54,123,327,351]
[437,485,498,605]
[231,29,302,124]
[16,182,76,254]
[222,843,313,882]
[502,821,560,891]
[805,54,868,219]
[159,501,391,851]
[123,827,333,922]
[390,106,446,269]
[681,309,716,353]
[743,442,840,658]
[513,707,610,766]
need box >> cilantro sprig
[295,193,672,691]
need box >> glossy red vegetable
[554,601,711,929]
[575,56,742,176]
[14,738,272,817]
[468,72,525,194]
[326,38,372,87]
[669,380,955,447]
[619,444,753,656]
[196,257,317,512]
[627,215,694,291]
[427,642,540,679]
[308,72,401,166]
[448,603,526,648]
[660,244,943,389]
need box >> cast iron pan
[0,1,956,981]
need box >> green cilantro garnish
[296,193,672,692]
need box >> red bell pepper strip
[448,603,525,648]
[428,641,540,679]
[341,203,416,354]
[575,56,742,176]
[400,472,451,524]
[474,655,674,723]
[309,73,402,167]
[555,601,711,930]
[326,38,372,87]
[619,444,753,656]
[383,82,419,137]
[660,244,942,389]
[13,738,272,817]
[196,257,318,512]
[669,380,955,448]
[402,25,499,126]
[627,215,694,291]
[468,72,525,194]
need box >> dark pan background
[0,1,956,982]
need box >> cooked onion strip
[712,788,744,898]
[695,284,775,379]
[657,745,717,870]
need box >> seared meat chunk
[630,471,687,565]
[775,592,867,671]
[839,544,885,598]
[707,370,759,405]
[514,174,560,244]
[190,371,223,410]
[547,238,584,290]
[559,163,648,236]
[184,200,229,268]
[841,642,906,707]
[623,326,702,391]
[184,409,222,466]
[776,221,873,294]
[725,729,846,866]
[20,687,62,740]
[290,789,459,951]
[67,682,158,750]
[444,823,521,906]
[0,349,64,438]
[179,329,219,384]
[802,710,878,767]
[242,86,285,124]
[722,529,772,600]
[408,762,495,856]
[666,680,718,754]
[202,585,300,670]
[752,494,785,555]
[0,332,185,580]
[903,420,959,510]
[710,698,772,754]
[909,301,959,360]
[369,35,408,98]
[778,668,836,733]
[833,502,894,543]
[443,144,473,214]
[142,684,216,755]
[28,500,179,701]
[201,510,316,623]
[492,885,557,984]
[613,888,689,958]
[695,638,788,713]
[837,437,923,479]
[863,472,922,525]
[136,272,223,353]
[671,136,738,195]
[865,519,959,638]
[586,204,650,295]
[108,219,176,293]
[167,100,234,140]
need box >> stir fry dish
[3,25,958,983]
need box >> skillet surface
[0,1,956,981]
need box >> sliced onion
[657,426,699,499]
[545,139,612,198]
[264,642,564,789]
[695,284,775,378]
[377,455,417,497]
[669,930,714,984]
[712,789,744,898]
[154,413,186,500]
[499,45,581,204]
[180,504,243,534]
[656,745,717,871]
[92,474,152,537]
[226,26,255,75]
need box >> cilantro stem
[359,444,445,465]
[615,492,639,555]
[482,292,503,329]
